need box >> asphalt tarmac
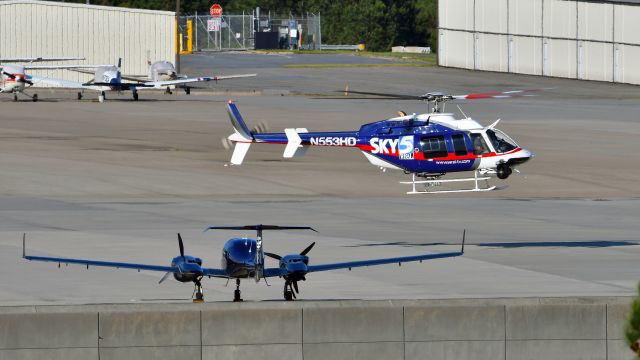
[0,52,638,305]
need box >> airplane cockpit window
[471,133,490,155]
[486,129,518,153]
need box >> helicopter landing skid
[401,171,496,194]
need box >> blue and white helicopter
[22,226,464,302]
[225,91,534,194]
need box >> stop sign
[210,4,222,17]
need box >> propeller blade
[264,252,282,260]
[117,57,122,69]
[292,281,299,294]
[158,271,172,284]
[178,233,185,259]
[2,71,16,79]
[300,242,315,256]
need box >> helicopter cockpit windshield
[485,129,518,153]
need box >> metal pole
[242,11,245,49]
[318,13,322,50]
[175,0,181,73]
[194,12,198,52]
[228,16,231,49]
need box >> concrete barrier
[0,297,633,360]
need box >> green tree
[626,282,640,359]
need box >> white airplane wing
[143,73,256,88]
[25,64,109,70]
[0,57,84,63]
[29,75,105,91]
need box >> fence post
[318,13,322,50]
[194,12,198,52]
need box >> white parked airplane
[39,58,256,102]
[0,57,100,102]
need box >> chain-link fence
[179,13,321,51]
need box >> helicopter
[224,90,535,194]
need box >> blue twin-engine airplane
[225,91,534,194]
[22,226,464,302]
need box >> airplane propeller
[265,241,316,261]
[178,233,185,260]
[159,233,186,284]
[300,242,315,256]
[265,242,316,299]
[2,71,33,86]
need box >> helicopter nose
[521,148,534,159]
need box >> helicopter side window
[486,129,518,153]
[451,134,468,156]
[471,133,490,155]
[420,135,448,158]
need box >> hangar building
[0,0,174,84]
[438,0,640,85]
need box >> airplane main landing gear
[184,87,191,95]
[193,279,204,303]
[13,94,18,102]
[32,94,38,102]
[165,86,172,95]
[99,91,106,103]
[132,91,139,101]
[233,278,243,302]
[77,92,83,100]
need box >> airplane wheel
[98,95,105,103]
[77,92,82,100]
[284,290,294,301]
[233,289,243,302]
[185,87,191,95]
[133,93,139,101]
[13,94,18,102]
[32,94,38,102]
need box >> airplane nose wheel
[283,280,296,301]
[193,278,204,303]
[233,278,243,302]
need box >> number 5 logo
[398,136,414,159]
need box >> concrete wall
[0,297,634,360]
[438,0,640,85]
[0,0,175,85]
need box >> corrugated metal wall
[439,0,640,85]
[0,0,175,86]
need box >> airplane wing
[202,268,228,278]
[68,68,97,75]
[0,57,84,63]
[25,65,109,70]
[24,253,175,273]
[120,74,149,82]
[305,251,462,273]
[262,249,463,277]
[29,75,87,89]
[143,73,256,88]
